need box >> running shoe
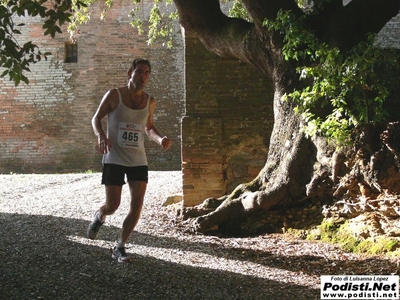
[111,246,132,263]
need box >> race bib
[117,122,143,148]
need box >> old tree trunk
[174,0,400,236]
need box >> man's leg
[99,185,123,222]
[111,181,146,262]
[87,185,122,239]
[120,181,147,243]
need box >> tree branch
[173,0,276,79]
[174,0,251,57]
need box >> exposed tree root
[180,122,400,237]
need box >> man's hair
[129,58,151,73]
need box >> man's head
[129,58,151,74]
[128,58,151,90]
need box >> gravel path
[0,172,398,300]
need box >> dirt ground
[0,172,398,300]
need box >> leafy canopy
[264,9,399,144]
[1,0,398,147]
[0,0,88,85]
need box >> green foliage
[68,0,94,35]
[130,0,248,47]
[128,0,177,48]
[224,0,251,21]
[264,10,399,145]
[0,0,86,85]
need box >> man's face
[129,63,150,89]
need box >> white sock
[117,240,125,249]
[96,210,105,223]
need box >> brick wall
[0,0,184,173]
[182,30,274,206]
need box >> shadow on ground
[0,212,322,300]
[3,212,395,299]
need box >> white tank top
[102,88,150,166]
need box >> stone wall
[0,0,184,173]
[375,13,400,49]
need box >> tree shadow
[1,213,318,300]
[99,223,398,279]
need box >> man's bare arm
[92,89,118,153]
[145,97,172,150]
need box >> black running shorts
[101,164,148,186]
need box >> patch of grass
[307,219,400,256]
[358,238,400,256]
[320,221,359,252]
